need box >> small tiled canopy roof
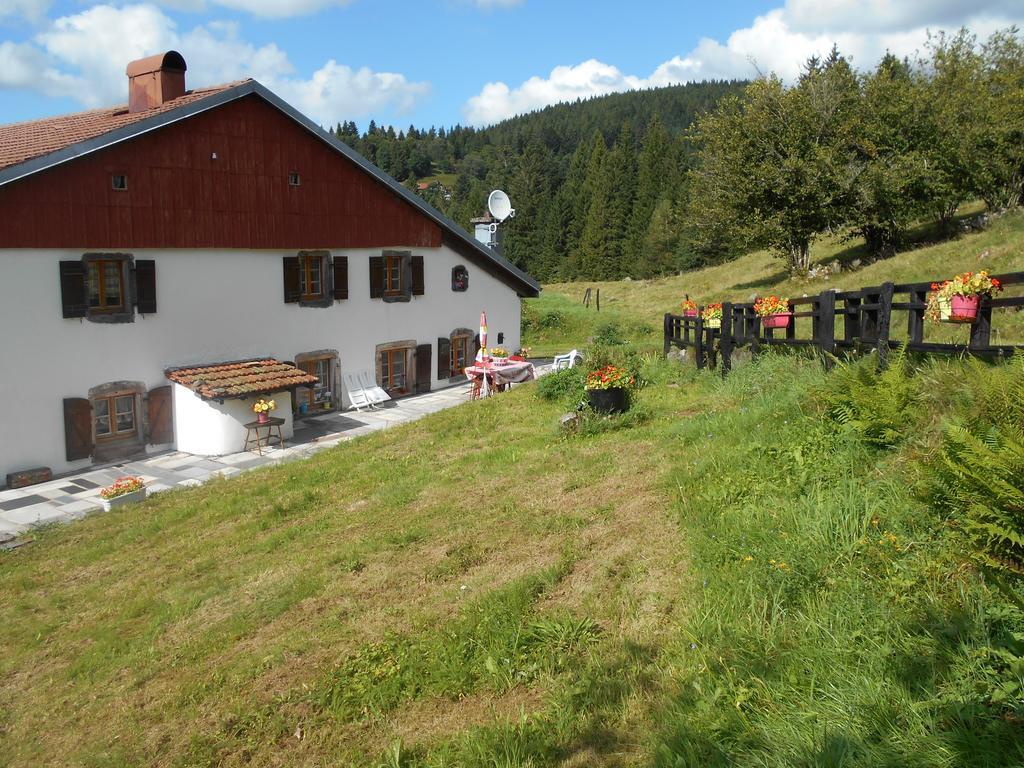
[166,359,319,400]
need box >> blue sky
[1,0,1022,130]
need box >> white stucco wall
[173,385,294,456]
[0,245,524,479]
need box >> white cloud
[469,0,524,7]
[462,2,1024,125]
[0,3,430,125]
[200,0,351,19]
[0,0,51,23]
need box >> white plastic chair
[343,372,373,412]
[358,369,392,405]
[552,349,583,371]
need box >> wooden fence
[664,271,1024,374]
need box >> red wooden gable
[0,95,442,250]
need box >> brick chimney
[126,51,187,113]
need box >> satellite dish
[487,189,515,222]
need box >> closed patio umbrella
[478,310,489,396]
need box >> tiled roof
[0,81,248,172]
[166,359,319,400]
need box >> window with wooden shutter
[369,255,385,298]
[63,397,93,461]
[283,256,301,303]
[437,337,451,379]
[134,260,157,314]
[59,261,87,319]
[147,386,173,444]
[333,255,349,300]
[411,256,425,296]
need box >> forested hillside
[329,81,746,282]
[330,28,1024,288]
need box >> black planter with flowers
[588,387,629,414]
[585,364,635,414]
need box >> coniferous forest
[332,28,1024,282]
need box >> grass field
[3,212,1024,766]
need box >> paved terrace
[0,378,506,541]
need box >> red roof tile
[0,81,248,172]
[166,358,319,400]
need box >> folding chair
[357,370,392,405]
[343,372,373,412]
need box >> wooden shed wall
[0,95,443,250]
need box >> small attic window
[111,174,128,191]
[288,172,301,186]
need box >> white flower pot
[100,487,147,512]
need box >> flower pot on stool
[949,295,980,323]
[588,388,629,414]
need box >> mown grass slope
[4,350,1024,766]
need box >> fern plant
[923,356,1024,598]
[822,345,921,448]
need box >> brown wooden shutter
[147,386,173,445]
[411,255,425,296]
[59,261,87,319]
[134,260,157,314]
[437,337,451,379]
[333,255,349,300]
[63,397,92,461]
[415,343,432,393]
[283,256,301,303]
[369,255,384,298]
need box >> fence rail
[663,271,1024,374]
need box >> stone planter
[100,487,147,512]
[587,387,629,414]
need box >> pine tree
[626,114,670,272]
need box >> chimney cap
[126,50,187,78]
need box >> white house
[0,51,539,483]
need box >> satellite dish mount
[475,189,515,250]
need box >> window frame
[297,354,335,409]
[86,258,126,313]
[450,334,472,377]
[92,393,137,442]
[384,253,404,297]
[299,252,324,302]
[380,348,408,394]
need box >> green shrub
[536,366,586,405]
[593,320,626,346]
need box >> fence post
[720,302,734,376]
[663,313,672,357]
[968,299,993,351]
[596,288,601,312]
[816,290,836,369]
[876,282,895,370]
[844,294,861,347]
[694,315,706,369]
[908,288,926,346]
